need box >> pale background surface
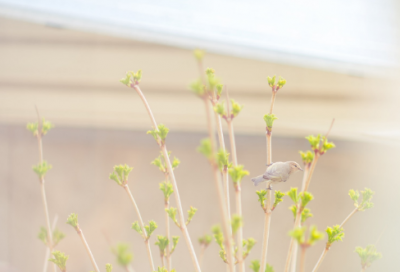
[1,11,400,272]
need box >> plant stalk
[339,207,358,228]
[299,247,306,272]
[76,225,100,272]
[165,199,172,271]
[311,247,328,272]
[260,130,272,272]
[290,164,310,272]
[133,85,201,272]
[43,215,58,272]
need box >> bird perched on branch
[251,161,303,189]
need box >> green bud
[309,225,324,245]
[216,149,230,170]
[105,263,113,272]
[194,49,205,60]
[212,225,224,250]
[198,234,213,247]
[231,99,243,117]
[216,84,223,97]
[287,188,299,204]
[151,156,165,172]
[289,226,306,245]
[349,189,360,206]
[359,188,374,211]
[109,164,133,186]
[306,135,321,150]
[299,150,314,164]
[277,76,286,88]
[27,118,54,136]
[205,68,215,77]
[190,80,205,96]
[172,157,181,169]
[355,244,382,269]
[250,260,260,272]
[267,75,276,87]
[186,206,198,225]
[231,215,242,234]
[155,235,169,255]
[131,221,143,237]
[26,122,39,136]
[197,138,212,160]
[114,243,133,266]
[171,236,179,254]
[300,192,314,208]
[147,124,169,144]
[166,207,179,226]
[243,238,256,257]
[120,72,131,86]
[263,114,278,130]
[159,181,174,200]
[229,165,250,184]
[273,190,285,210]
[49,251,68,271]
[66,213,78,228]
[256,190,267,209]
[38,227,47,245]
[145,221,158,238]
[301,208,313,223]
[265,264,275,272]
[33,161,52,179]
[326,225,344,246]
[214,102,226,116]
[53,228,66,246]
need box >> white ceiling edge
[0,4,399,78]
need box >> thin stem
[227,121,238,166]
[43,215,58,272]
[124,185,155,271]
[361,267,366,272]
[269,92,276,114]
[339,208,358,228]
[76,226,100,272]
[165,200,172,271]
[311,248,328,272]
[299,247,306,272]
[290,165,310,272]
[302,154,320,193]
[199,245,206,269]
[132,85,201,272]
[35,110,56,272]
[284,208,302,272]
[235,187,245,272]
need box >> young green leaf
[326,225,344,246]
[197,138,213,160]
[49,251,68,271]
[263,114,278,130]
[33,161,52,179]
[256,190,268,210]
[250,260,260,272]
[172,157,181,169]
[145,221,158,238]
[267,75,276,87]
[186,206,198,225]
[166,207,179,226]
[212,225,225,250]
[287,188,299,204]
[66,213,78,228]
[160,181,174,200]
[299,150,314,164]
[214,102,226,116]
[355,244,382,269]
[190,80,205,96]
[277,77,286,89]
[273,190,285,210]
[155,235,169,255]
[38,227,47,245]
[105,263,113,272]
[216,149,230,170]
[198,234,213,247]
[243,238,256,258]
[53,228,66,246]
[131,221,143,237]
[231,215,243,235]
[359,188,374,211]
[300,192,314,208]
[229,165,250,184]
[171,236,180,254]
[194,49,205,60]
[309,226,324,245]
[289,226,306,245]
[114,243,133,266]
[231,99,243,117]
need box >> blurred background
[1,0,400,271]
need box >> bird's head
[288,161,303,172]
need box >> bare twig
[43,215,58,272]
[75,225,100,272]
[124,185,155,271]
[132,85,201,272]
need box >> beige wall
[1,17,399,272]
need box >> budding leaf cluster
[300,192,314,208]
[27,119,54,136]
[53,229,66,246]
[256,190,267,210]
[33,161,52,179]
[171,236,179,254]
[243,238,256,258]
[231,99,243,117]
[132,221,143,237]
[212,225,226,261]
[37,227,48,245]
[114,243,133,266]
[267,75,286,91]
[306,134,335,154]
[160,181,174,201]
[349,188,374,211]
[106,263,113,272]
[229,165,249,185]
[216,149,230,170]
[263,114,278,131]
[289,226,324,247]
[214,102,226,116]
[166,207,179,227]
[145,221,158,238]
[66,213,78,228]
[198,234,213,247]
[154,267,177,272]
[152,152,180,174]
[194,49,205,60]
[272,190,285,210]
[48,251,68,271]
[120,70,142,86]
[155,235,169,256]
[287,188,299,204]
[186,206,197,225]
[197,139,212,160]
[299,150,314,164]
[355,244,382,269]
[250,260,274,272]
[190,80,205,97]
[326,225,344,246]
[147,124,169,145]
[109,164,133,186]
[231,215,242,234]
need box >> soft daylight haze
[1,1,399,272]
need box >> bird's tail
[251,175,265,186]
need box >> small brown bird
[251,161,303,189]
